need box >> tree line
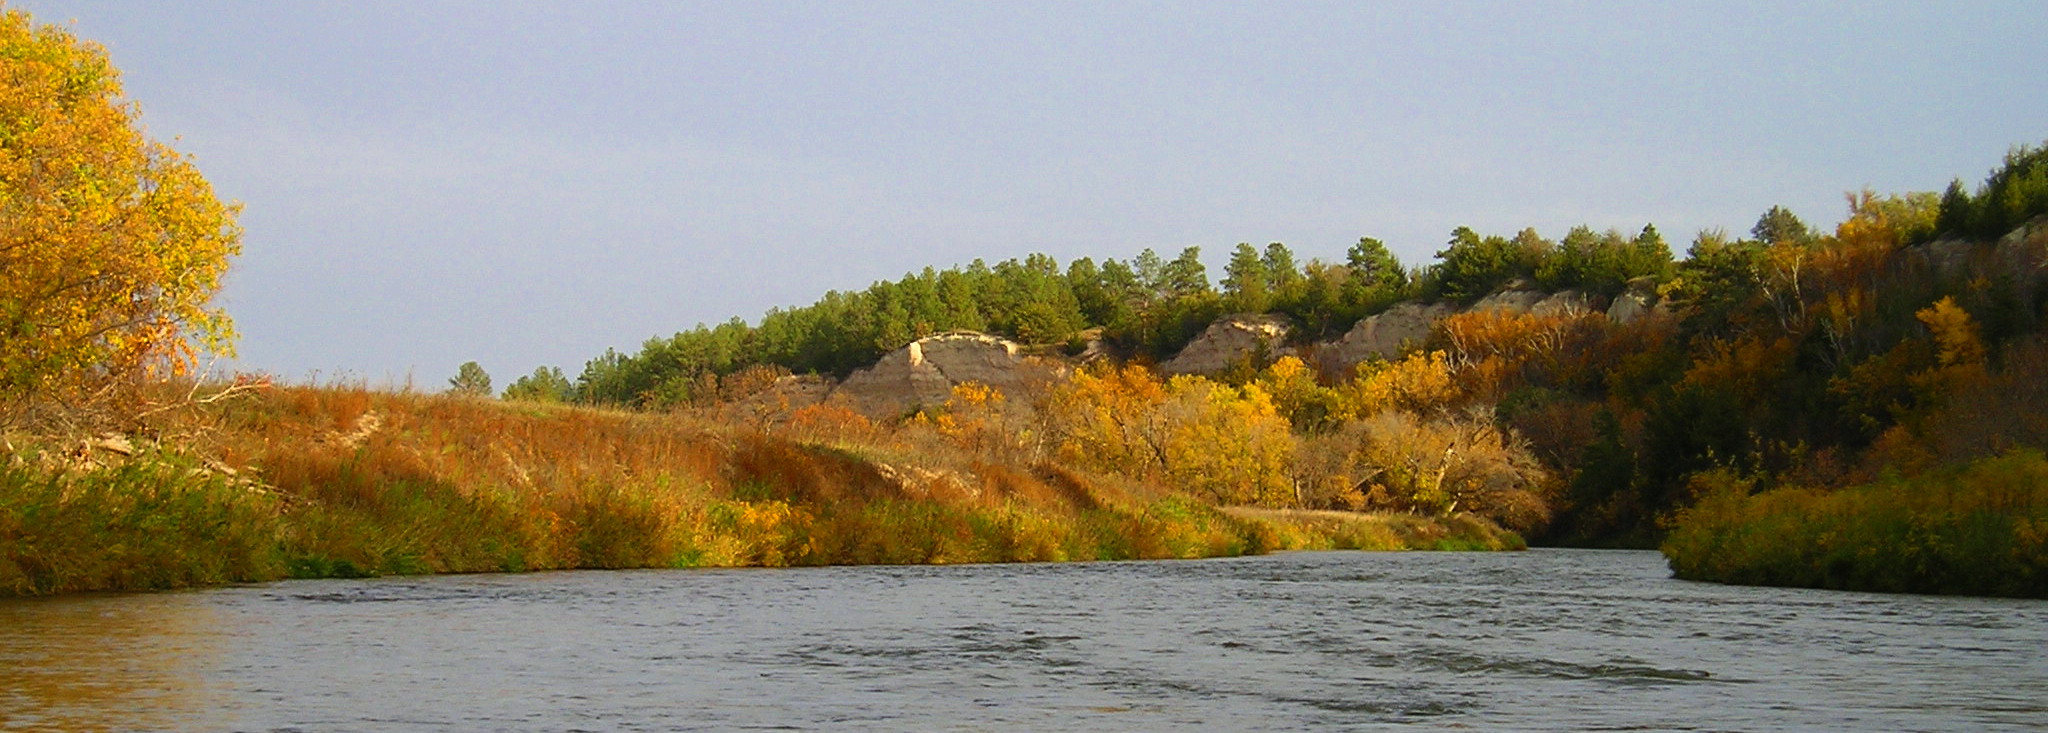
[511,223,1684,409]
[475,141,2048,547]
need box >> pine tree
[449,362,493,396]
[1223,243,1271,313]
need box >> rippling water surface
[3,549,2045,731]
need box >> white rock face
[1604,277,1664,325]
[1607,291,1653,324]
[1470,287,1547,314]
[832,332,1047,419]
[1531,289,1600,317]
[1160,314,1293,376]
[1997,214,2048,271]
[1315,301,1457,375]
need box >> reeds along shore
[0,384,1521,597]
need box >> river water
[2,549,2044,732]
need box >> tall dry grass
[1,383,1522,597]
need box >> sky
[16,1,2048,386]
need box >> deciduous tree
[1,10,241,418]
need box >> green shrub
[1663,451,2048,598]
[0,453,284,595]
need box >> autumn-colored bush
[1296,408,1551,533]
[1038,363,1296,506]
[1662,450,2048,598]
[1040,362,1172,479]
[1223,507,1525,552]
[1154,376,1296,506]
[1255,356,1341,431]
[1922,337,2048,462]
[1842,302,2037,475]
[778,403,879,445]
[914,382,1041,463]
[1435,309,1601,401]
[1332,350,1462,419]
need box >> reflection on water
[2,550,2045,732]
[0,592,227,732]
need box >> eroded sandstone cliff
[832,332,1058,418]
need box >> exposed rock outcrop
[1997,214,2048,272]
[1470,281,1604,317]
[831,332,1054,419]
[1607,276,1663,324]
[1316,302,1457,375]
[1160,314,1294,375]
[1073,327,1114,363]
[1898,217,2046,298]
[1531,289,1600,316]
[827,275,1698,397]
[1915,238,1976,278]
[1470,278,1547,314]
[1314,284,1629,376]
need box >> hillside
[0,383,1521,597]
[509,142,2048,595]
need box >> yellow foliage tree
[1041,364,1297,506]
[1040,362,1171,478]
[1434,308,1597,400]
[1916,296,1986,370]
[1254,355,1338,431]
[1332,350,1461,421]
[918,381,1035,460]
[1157,376,1296,506]
[1833,189,1936,253]
[1905,296,1990,430]
[0,10,240,416]
[1679,335,1798,406]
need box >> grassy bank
[1,385,1520,597]
[1661,450,2048,598]
[1225,507,1525,551]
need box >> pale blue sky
[18,1,2048,384]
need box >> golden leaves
[1917,296,1986,369]
[1336,350,1461,420]
[1,9,239,411]
[1038,362,1295,506]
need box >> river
[2,549,2043,731]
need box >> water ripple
[3,550,2045,732]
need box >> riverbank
[0,385,1521,597]
[1223,507,1525,551]
[1660,450,2048,599]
